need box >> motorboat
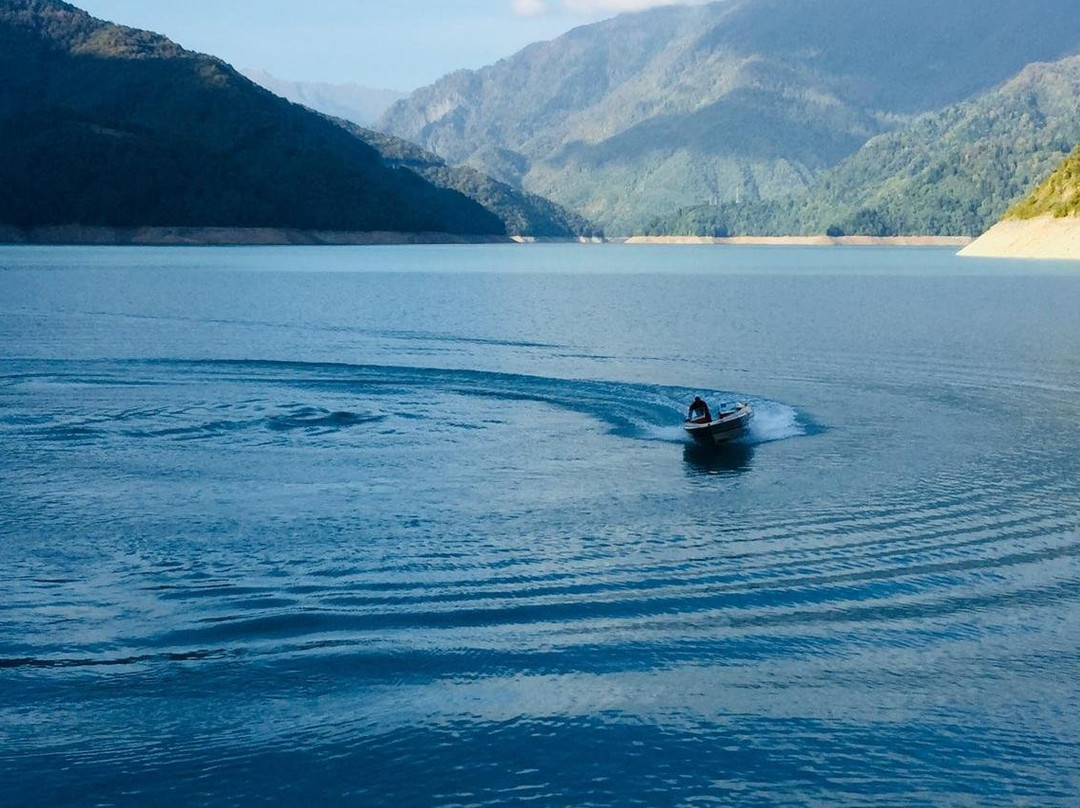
[684,401,753,445]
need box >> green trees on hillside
[338,124,600,238]
[381,0,1080,234]
[0,0,507,236]
[1008,144,1080,219]
[646,57,1080,237]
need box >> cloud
[512,0,550,14]
[562,0,689,12]
[512,0,700,16]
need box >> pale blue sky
[74,1,700,91]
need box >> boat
[684,401,754,445]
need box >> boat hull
[684,405,753,445]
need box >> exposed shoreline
[0,226,981,249]
[0,225,514,246]
[621,235,973,247]
[959,215,1080,260]
[511,235,606,244]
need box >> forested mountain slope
[380,0,1080,234]
[648,55,1080,237]
[339,123,600,238]
[1007,142,1080,220]
[0,0,504,237]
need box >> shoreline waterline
[0,226,980,248]
[0,225,514,247]
[621,234,974,247]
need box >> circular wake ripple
[5,445,1078,679]
[0,358,811,448]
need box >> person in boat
[687,396,712,424]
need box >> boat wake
[2,358,812,449]
[745,400,803,444]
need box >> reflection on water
[683,441,755,476]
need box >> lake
[2,244,1079,806]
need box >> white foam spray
[744,401,803,444]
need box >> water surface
[2,244,1079,806]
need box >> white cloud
[513,0,550,14]
[562,0,689,12]
[512,0,701,16]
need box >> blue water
[2,244,1079,806]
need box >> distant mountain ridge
[228,67,595,237]
[647,54,1080,237]
[337,121,600,239]
[241,69,406,126]
[379,0,1080,234]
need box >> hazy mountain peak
[241,69,407,126]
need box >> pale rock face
[960,216,1080,261]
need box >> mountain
[791,56,1080,237]
[241,69,406,126]
[1006,143,1080,220]
[647,55,1080,237]
[960,144,1080,259]
[379,0,1080,234]
[0,0,504,238]
[338,123,600,239]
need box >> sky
[74,1,705,92]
